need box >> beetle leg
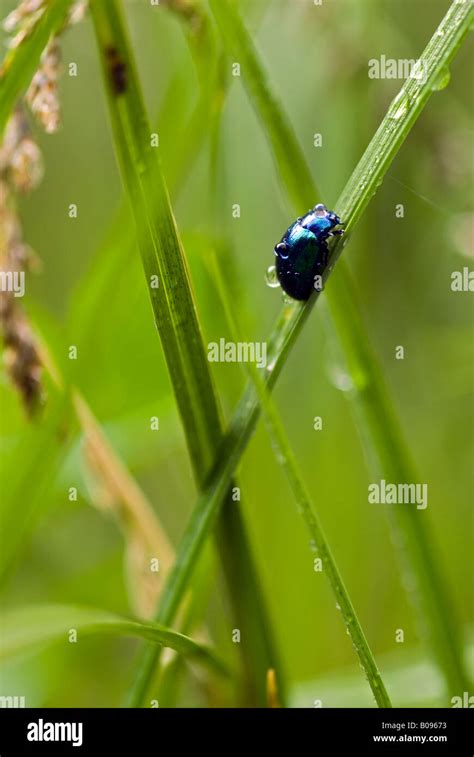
[318,242,330,269]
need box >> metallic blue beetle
[274,203,344,300]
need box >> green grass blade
[210,1,317,210]
[208,248,392,708]
[0,0,74,137]
[320,269,470,698]
[209,0,472,697]
[69,82,211,347]
[90,0,221,472]
[89,0,280,706]
[0,604,227,676]
[127,0,472,702]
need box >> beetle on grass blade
[273,204,344,301]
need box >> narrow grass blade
[69,51,224,347]
[0,0,74,137]
[90,0,222,473]
[89,0,280,705]
[212,3,316,210]
[0,604,228,676]
[208,248,392,708]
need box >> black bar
[0,707,472,754]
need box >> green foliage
[0,604,228,675]
[0,0,74,137]
[0,0,472,708]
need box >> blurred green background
[0,0,472,707]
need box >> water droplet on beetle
[265,265,280,288]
